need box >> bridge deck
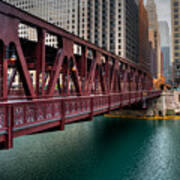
[0,90,161,150]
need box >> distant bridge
[0,2,161,149]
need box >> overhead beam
[16,40,35,98]
[36,29,46,96]
[0,1,151,76]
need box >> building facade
[149,42,158,78]
[158,21,171,83]
[146,0,162,78]
[171,0,180,86]
[3,0,139,63]
[158,21,170,47]
[139,0,151,72]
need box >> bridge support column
[80,46,87,95]
[108,95,111,113]
[89,97,94,121]
[36,29,46,96]
[5,106,13,149]
[0,45,8,100]
[60,100,65,130]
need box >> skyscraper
[146,0,162,78]
[139,0,151,71]
[171,0,180,86]
[3,0,139,63]
[158,21,170,47]
[3,0,80,46]
[158,21,171,83]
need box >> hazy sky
[145,0,171,32]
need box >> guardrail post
[60,99,65,130]
[6,105,13,149]
[129,91,131,105]
[119,93,121,108]
[90,97,94,121]
[141,90,143,101]
[108,94,111,113]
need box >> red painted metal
[0,90,161,149]
[0,1,162,149]
[3,53,8,100]
[36,29,46,96]
[47,48,66,96]
[8,69,16,93]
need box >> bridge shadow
[0,115,164,180]
[30,116,94,135]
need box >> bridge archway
[0,40,5,99]
[0,39,4,61]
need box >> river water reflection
[0,116,180,180]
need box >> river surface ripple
[0,116,180,180]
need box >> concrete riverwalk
[106,91,180,120]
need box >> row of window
[175,52,180,57]
[174,2,179,6]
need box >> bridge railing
[0,106,7,135]
[146,90,161,99]
[13,100,62,131]
[0,90,161,149]
[64,96,91,123]
[0,90,161,128]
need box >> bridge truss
[0,2,161,149]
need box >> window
[174,8,179,13]
[175,40,179,44]
[175,14,179,19]
[175,21,179,25]
[175,27,179,31]
[174,2,179,6]
[175,52,179,56]
[175,33,179,37]
[175,46,179,50]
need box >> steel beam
[8,69,16,93]
[0,1,151,76]
[71,56,82,96]
[36,29,46,96]
[0,45,8,100]
[47,49,65,96]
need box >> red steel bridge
[0,2,161,150]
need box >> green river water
[0,116,180,180]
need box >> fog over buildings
[144,0,171,32]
